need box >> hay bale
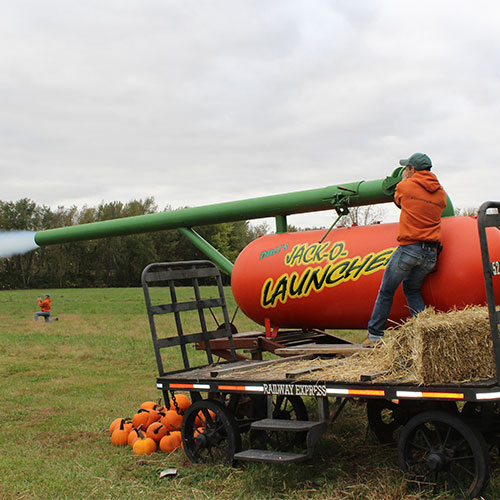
[385,306,495,385]
[303,306,496,385]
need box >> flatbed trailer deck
[156,354,498,402]
[141,202,500,499]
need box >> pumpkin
[155,402,168,413]
[127,426,141,447]
[109,417,132,435]
[110,419,129,446]
[146,422,167,442]
[109,417,123,435]
[160,409,183,431]
[146,408,162,428]
[132,409,151,430]
[139,399,162,411]
[194,427,205,438]
[190,427,205,449]
[194,409,216,427]
[159,431,182,453]
[132,429,157,455]
[170,394,191,413]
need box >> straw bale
[309,306,495,385]
[220,306,496,385]
[391,306,495,384]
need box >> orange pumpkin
[146,409,162,428]
[194,409,216,427]
[146,422,167,442]
[132,409,151,431]
[110,420,129,446]
[170,394,191,413]
[128,426,141,447]
[109,417,123,435]
[139,399,162,411]
[109,417,132,435]
[159,431,182,453]
[190,427,205,449]
[132,429,157,455]
[160,410,183,431]
[194,427,205,438]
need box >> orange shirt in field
[38,297,51,312]
[394,170,447,245]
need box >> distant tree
[455,207,479,217]
[39,206,79,287]
[90,199,158,286]
[337,205,386,227]
[247,221,270,238]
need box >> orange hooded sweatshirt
[38,297,51,312]
[394,170,447,245]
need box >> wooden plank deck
[275,343,365,356]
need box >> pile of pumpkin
[109,395,194,455]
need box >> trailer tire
[181,399,241,465]
[398,410,489,499]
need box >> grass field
[0,287,498,499]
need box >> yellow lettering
[260,246,397,308]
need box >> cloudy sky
[2,0,499,229]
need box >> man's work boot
[362,335,382,348]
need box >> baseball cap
[399,152,432,171]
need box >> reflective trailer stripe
[326,388,350,395]
[326,388,385,396]
[397,390,464,399]
[476,391,500,400]
[168,383,211,390]
[422,392,464,399]
[396,391,423,398]
[169,383,196,389]
[193,384,211,390]
[217,385,264,392]
[348,389,385,396]
[218,385,246,391]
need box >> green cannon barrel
[35,169,413,247]
[33,169,454,275]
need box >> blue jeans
[368,243,437,340]
[34,312,50,322]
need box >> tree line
[0,198,268,289]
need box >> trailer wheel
[181,399,241,465]
[367,399,410,444]
[398,410,489,499]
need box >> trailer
[141,201,500,499]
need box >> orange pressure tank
[231,216,500,330]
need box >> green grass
[0,288,499,499]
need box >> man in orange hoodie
[34,294,58,322]
[364,153,447,346]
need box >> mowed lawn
[1,287,499,500]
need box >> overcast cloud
[1,0,499,228]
